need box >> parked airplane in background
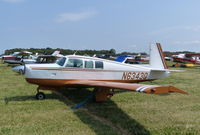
[22,50,63,64]
[3,50,63,65]
[2,51,34,64]
[12,51,63,74]
[24,43,187,101]
[2,51,26,60]
[115,54,149,64]
[173,53,200,65]
[51,50,63,58]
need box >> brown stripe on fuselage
[156,43,168,69]
[26,78,154,87]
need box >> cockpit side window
[95,61,103,69]
[66,58,83,68]
[56,57,66,66]
[84,60,94,68]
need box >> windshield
[56,57,66,66]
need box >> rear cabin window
[84,60,94,68]
[65,58,83,68]
[95,61,103,69]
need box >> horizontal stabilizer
[169,69,185,72]
[151,69,169,72]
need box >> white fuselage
[24,55,169,87]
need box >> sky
[0,0,200,54]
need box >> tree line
[4,47,196,57]
[4,47,148,56]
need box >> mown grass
[0,61,200,135]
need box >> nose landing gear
[35,86,59,100]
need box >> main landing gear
[94,88,114,102]
[36,92,46,100]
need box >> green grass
[0,61,200,135]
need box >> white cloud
[1,0,24,3]
[173,40,200,45]
[56,11,97,22]
[128,45,137,48]
[182,25,200,32]
[149,25,200,35]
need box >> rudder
[150,43,168,69]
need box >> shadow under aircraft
[6,88,150,135]
[56,87,150,135]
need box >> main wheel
[36,92,46,100]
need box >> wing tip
[144,86,188,95]
[168,86,188,94]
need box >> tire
[36,92,46,100]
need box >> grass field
[0,61,200,135]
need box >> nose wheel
[36,92,46,100]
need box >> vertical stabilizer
[52,50,60,56]
[150,43,168,69]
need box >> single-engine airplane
[24,43,187,102]
[173,53,200,65]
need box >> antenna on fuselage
[73,51,77,55]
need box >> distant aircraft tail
[150,43,168,69]
[52,50,60,56]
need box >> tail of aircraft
[52,50,60,56]
[150,43,168,69]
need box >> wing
[64,80,188,95]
